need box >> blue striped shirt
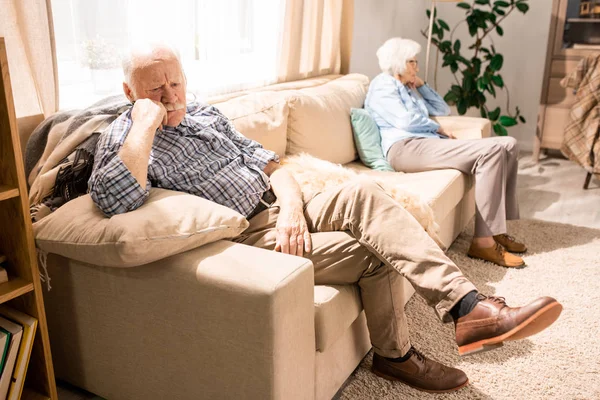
[365,73,451,156]
[89,102,279,217]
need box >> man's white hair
[376,37,422,76]
[121,41,183,87]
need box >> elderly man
[366,37,526,268]
[89,43,562,394]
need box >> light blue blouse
[364,73,451,156]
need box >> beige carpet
[338,219,600,400]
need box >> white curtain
[0,0,58,118]
[277,0,353,82]
[50,0,286,109]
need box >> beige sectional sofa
[38,74,491,400]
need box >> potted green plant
[423,0,530,135]
[81,35,120,93]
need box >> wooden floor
[56,152,600,400]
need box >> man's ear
[123,82,135,102]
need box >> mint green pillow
[350,108,394,171]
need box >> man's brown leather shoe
[468,242,525,267]
[372,348,469,393]
[494,234,527,253]
[455,295,563,356]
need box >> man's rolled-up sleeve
[88,112,151,217]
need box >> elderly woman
[365,37,525,268]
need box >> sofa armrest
[432,116,492,139]
[193,240,316,399]
[45,240,316,400]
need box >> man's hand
[274,206,312,257]
[131,99,168,131]
[438,127,457,139]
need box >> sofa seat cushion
[346,162,473,223]
[286,74,369,165]
[314,284,362,352]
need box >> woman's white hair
[376,37,422,76]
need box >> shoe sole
[467,253,526,268]
[458,301,563,356]
[371,368,469,393]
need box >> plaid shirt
[89,102,279,217]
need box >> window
[51,0,285,110]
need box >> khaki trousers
[237,180,476,358]
[387,136,520,237]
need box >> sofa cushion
[350,108,394,172]
[213,91,289,157]
[314,285,362,351]
[286,74,369,164]
[346,162,472,223]
[33,188,249,268]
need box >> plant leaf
[475,0,490,5]
[477,78,487,92]
[490,54,504,71]
[454,40,461,53]
[499,115,518,127]
[457,101,467,115]
[438,19,450,31]
[493,123,508,136]
[496,25,504,36]
[517,3,529,13]
[444,91,458,104]
[494,0,510,7]
[492,75,504,87]
[480,107,488,118]
[519,115,526,123]
[488,107,501,121]
[457,2,472,10]
[469,23,478,36]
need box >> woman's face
[401,58,419,83]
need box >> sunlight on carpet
[337,219,600,400]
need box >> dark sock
[384,347,414,363]
[450,290,480,320]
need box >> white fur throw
[280,154,442,247]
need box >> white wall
[350,0,553,150]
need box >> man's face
[126,56,187,127]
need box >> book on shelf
[0,329,10,376]
[0,317,22,400]
[0,306,38,400]
[0,255,7,284]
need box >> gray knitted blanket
[26,95,131,222]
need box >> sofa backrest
[210,73,369,163]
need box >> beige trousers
[387,136,520,237]
[237,180,476,358]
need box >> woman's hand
[438,127,457,139]
[406,76,425,90]
[274,206,312,257]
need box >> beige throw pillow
[33,189,249,267]
[286,74,369,165]
[213,91,289,158]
